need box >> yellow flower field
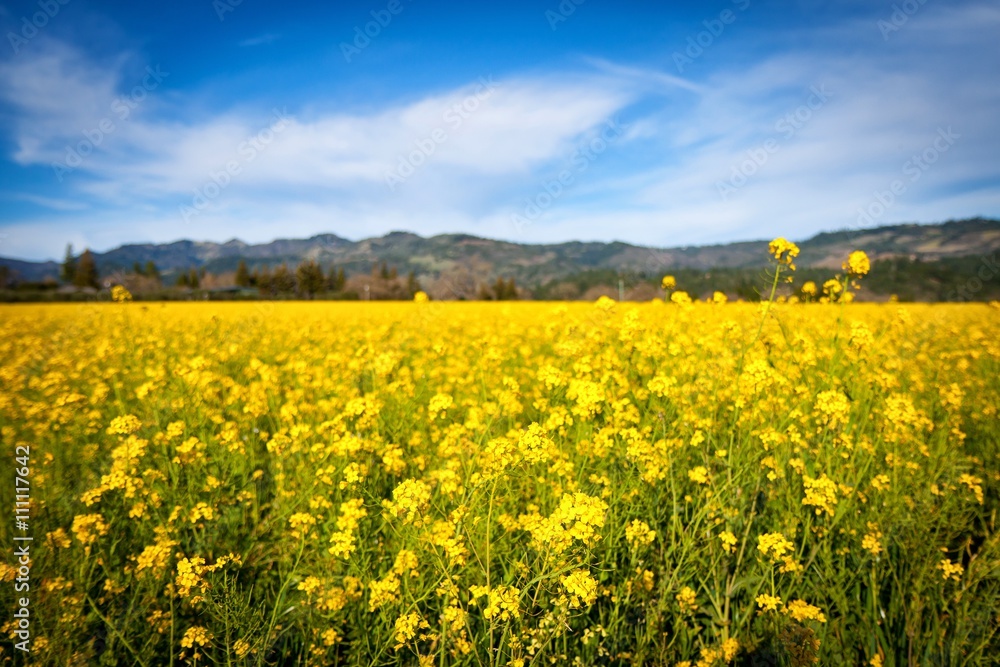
[2,274,999,664]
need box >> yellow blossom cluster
[625,519,656,547]
[768,237,800,266]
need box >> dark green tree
[326,265,345,292]
[296,259,325,298]
[235,260,251,287]
[73,249,99,288]
[488,277,517,300]
[144,261,161,282]
[273,264,295,294]
[61,244,77,284]
[494,277,506,300]
[406,270,421,297]
[257,266,274,296]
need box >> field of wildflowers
[1,244,999,666]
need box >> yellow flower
[671,290,693,305]
[393,611,428,648]
[721,637,740,662]
[328,530,356,559]
[525,492,608,553]
[802,474,839,516]
[801,280,817,296]
[719,531,737,554]
[413,290,429,302]
[625,519,657,547]
[560,569,598,608]
[938,559,963,582]
[483,585,521,621]
[480,437,521,481]
[815,389,850,429]
[427,393,453,418]
[756,593,782,612]
[368,573,401,611]
[111,285,133,302]
[687,466,709,485]
[297,576,323,595]
[862,524,883,556]
[822,278,842,298]
[233,638,251,657]
[106,415,142,436]
[175,556,207,599]
[392,549,419,576]
[958,474,984,504]
[843,250,871,276]
[758,532,795,561]
[519,422,553,464]
[870,474,890,491]
[135,534,178,577]
[46,528,72,549]
[784,599,827,623]
[180,626,213,648]
[712,291,728,304]
[676,586,698,614]
[71,513,109,546]
[383,478,432,524]
[595,295,617,311]
[288,512,317,538]
[768,237,800,266]
[661,275,677,290]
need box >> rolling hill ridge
[1,218,997,288]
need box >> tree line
[17,243,994,302]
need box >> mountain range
[2,218,998,287]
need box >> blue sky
[0,0,998,260]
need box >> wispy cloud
[239,33,280,47]
[4,193,89,211]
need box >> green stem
[85,595,150,667]
[257,538,305,667]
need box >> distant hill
[2,218,998,287]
